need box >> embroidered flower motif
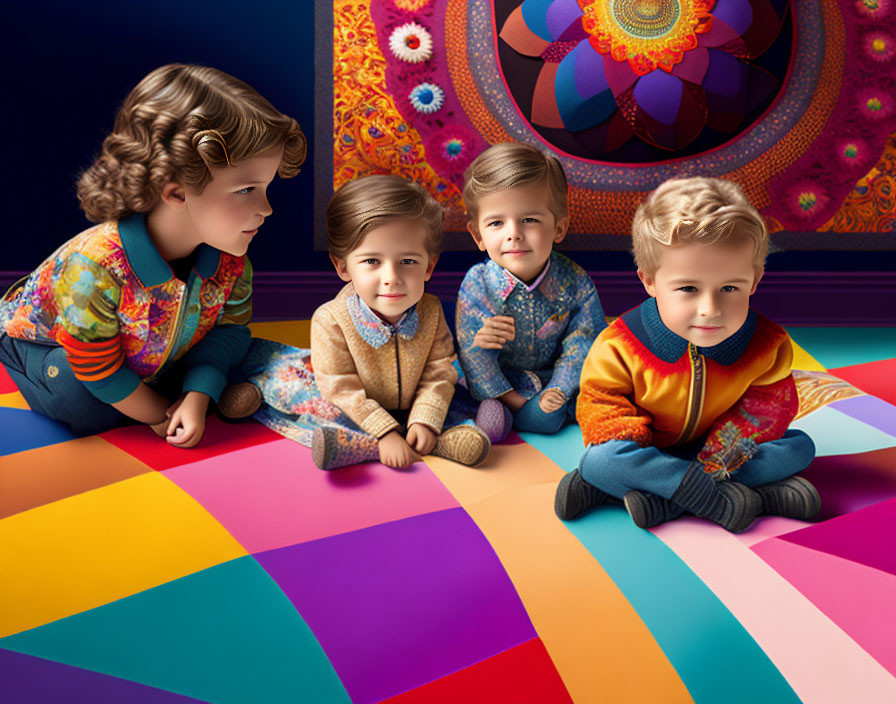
[786,181,829,219]
[837,137,868,167]
[865,32,894,62]
[389,22,433,63]
[860,90,892,119]
[408,82,445,113]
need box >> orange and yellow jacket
[577,298,799,475]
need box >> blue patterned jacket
[456,251,606,401]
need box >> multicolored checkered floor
[2,321,895,703]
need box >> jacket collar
[346,290,419,349]
[118,212,222,288]
[624,297,756,365]
[485,251,555,301]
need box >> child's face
[181,147,284,257]
[331,220,437,325]
[467,181,568,284]
[638,239,760,347]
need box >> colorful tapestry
[329,0,896,247]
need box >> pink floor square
[163,438,460,553]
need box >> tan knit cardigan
[310,284,458,438]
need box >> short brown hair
[325,175,444,259]
[632,177,769,277]
[463,142,568,227]
[77,64,307,223]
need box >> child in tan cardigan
[227,175,502,470]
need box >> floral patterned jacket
[0,214,251,403]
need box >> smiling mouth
[503,250,530,255]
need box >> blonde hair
[326,175,444,259]
[77,64,307,223]
[463,142,568,227]
[632,177,768,276]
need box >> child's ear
[553,216,570,244]
[637,269,657,297]
[466,221,487,252]
[330,254,352,282]
[749,271,763,296]
[424,254,439,281]
[159,182,186,210]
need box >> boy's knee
[786,429,816,468]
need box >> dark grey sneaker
[554,470,618,520]
[671,463,762,533]
[623,491,685,529]
[755,476,821,520]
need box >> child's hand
[165,392,210,449]
[378,431,421,468]
[406,423,438,455]
[473,315,515,350]
[539,388,567,414]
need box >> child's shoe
[623,491,685,529]
[311,425,379,470]
[432,424,491,466]
[555,469,619,520]
[670,463,762,533]
[475,398,513,443]
[217,382,263,419]
[755,476,821,520]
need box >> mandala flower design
[389,21,433,63]
[499,0,788,153]
[393,0,430,10]
[409,82,445,113]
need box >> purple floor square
[255,508,536,704]
[830,396,896,439]
[0,648,206,703]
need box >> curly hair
[462,142,568,229]
[326,175,444,259]
[632,177,769,277]
[77,64,307,223]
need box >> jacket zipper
[145,283,188,384]
[394,336,403,409]
[675,343,706,445]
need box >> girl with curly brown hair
[0,64,306,447]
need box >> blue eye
[362,258,378,265]
[721,285,738,293]
[522,217,538,223]
[486,220,502,228]
[401,258,417,265]
[678,286,697,293]
[235,187,254,195]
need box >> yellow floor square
[0,472,247,637]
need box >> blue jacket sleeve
[455,267,514,401]
[546,275,607,399]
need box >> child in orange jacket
[555,177,818,533]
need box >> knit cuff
[408,402,448,434]
[359,406,401,438]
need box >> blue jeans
[513,390,577,435]
[0,333,128,435]
[578,430,816,500]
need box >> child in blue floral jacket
[456,143,607,435]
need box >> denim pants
[513,389,577,434]
[578,429,816,500]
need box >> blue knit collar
[346,291,419,349]
[636,297,757,365]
